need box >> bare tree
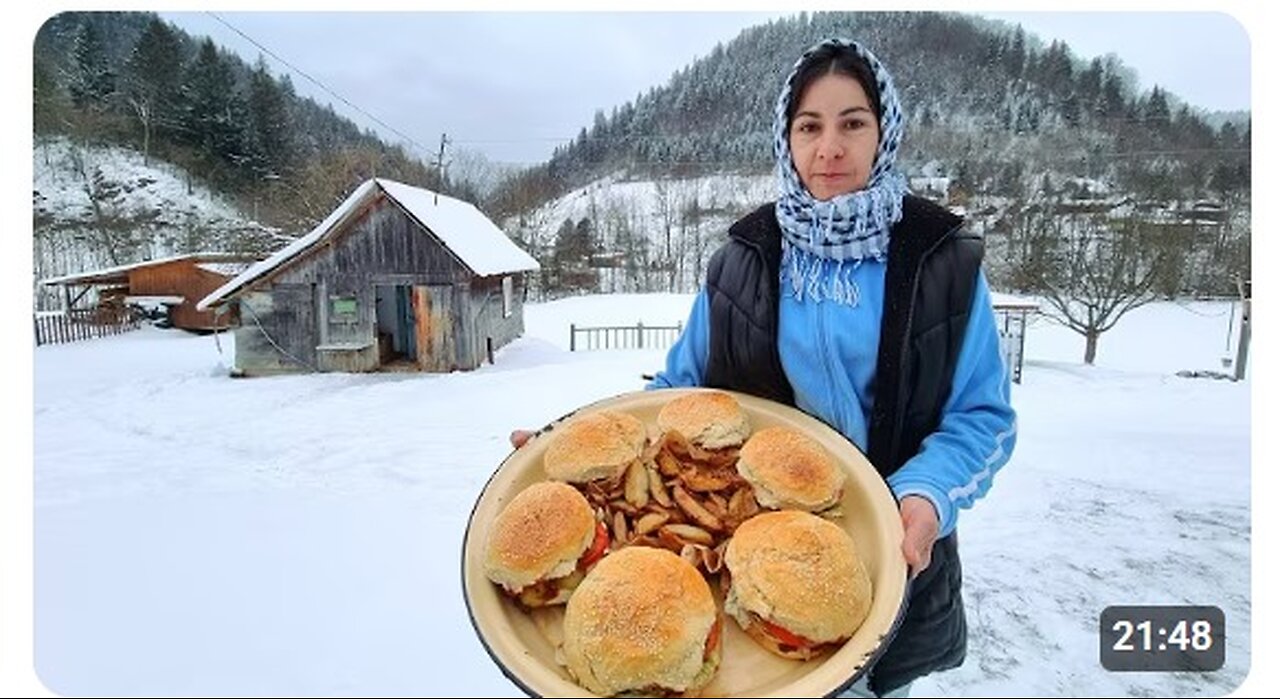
[1011,201,1185,364]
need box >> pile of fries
[576,430,762,575]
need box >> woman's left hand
[899,495,939,579]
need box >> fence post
[570,323,576,352]
[637,321,644,349]
[1234,279,1250,381]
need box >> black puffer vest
[703,196,983,696]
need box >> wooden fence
[34,307,142,347]
[570,322,683,351]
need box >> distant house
[41,253,259,331]
[198,178,540,376]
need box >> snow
[33,138,259,235]
[32,295,1250,697]
[199,178,539,311]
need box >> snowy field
[32,295,1251,697]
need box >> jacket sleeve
[885,270,1018,538]
[646,290,711,390]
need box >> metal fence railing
[569,322,683,351]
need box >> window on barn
[502,276,514,318]
[328,294,361,343]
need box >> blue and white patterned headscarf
[774,38,908,305]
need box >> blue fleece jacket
[648,259,1017,538]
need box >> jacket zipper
[816,296,845,433]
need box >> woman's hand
[899,495,940,579]
[509,430,535,449]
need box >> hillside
[493,11,1249,214]
[33,136,282,309]
[492,10,1249,300]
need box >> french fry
[728,486,760,522]
[656,448,683,477]
[635,511,670,535]
[662,523,714,546]
[624,460,650,508]
[701,492,728,520]
[673,484,724,532]
[647,467,673,507]
[612,510,629,546]
[655,527,688,553]
[608,499,639,516]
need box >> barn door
[412,285,455,372]
[397,286,416,360]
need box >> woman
[648,38,1018,696]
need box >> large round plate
[462,388,909,697]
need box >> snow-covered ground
[32,295,1251,697]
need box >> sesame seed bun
[563,547,719,696]
[723,510,872,655]
[543,411,647,483]
[655,390,751,449]
[483,482,596,596]
[736,426,846,512]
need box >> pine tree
[67,21,115,110]
[178,39,246,179]
[122,17,183,163]
[1142,86,1171,128]
[245,56,292,179]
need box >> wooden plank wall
[232,286,318,375]
[130,260,236,330]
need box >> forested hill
[34,11,476,238]
[491,11,1250,219]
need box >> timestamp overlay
[1100,606,1226,672]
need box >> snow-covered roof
[195,262,255,277]
[41,253,261,286]
[198,178,539,310]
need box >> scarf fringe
[782,242,876,307]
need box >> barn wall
[232,286,317,375]
[467,274,527,365]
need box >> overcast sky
[155,10,1251,167]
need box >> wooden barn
[197,178,540,376]
[41,253,260,331]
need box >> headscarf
[774,38,908,305]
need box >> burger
[735,425,846,512]
[563,546,722,696]
[543,410,647,484]
[656,390,750,449]
[484,481,609,608]
[723,510,872,660]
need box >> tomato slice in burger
[579,522,609,569]
[705,617,722,658]
[761,618,814,649]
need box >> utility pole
[433,133,449,205]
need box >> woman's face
[788,72,880,201]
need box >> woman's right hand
[509,430,535,449]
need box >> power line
[204,11,435,160]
